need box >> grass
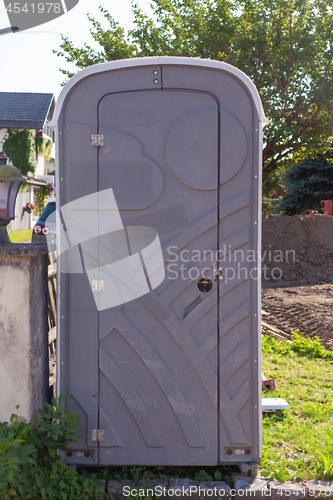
[8,229,32,243]
[261,333,333,482]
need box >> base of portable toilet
[50,57,267,469]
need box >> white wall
[0,128,7,148]
[35,133,56,176]
[35,151,45,177]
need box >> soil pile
[262,284,333,350]
[262,215,333,286]
[262,215,333,349]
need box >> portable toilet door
[50,57,267,470]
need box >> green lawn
[8,229,32,243]
[261,333,333,481]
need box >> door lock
[214,267,223,281]
[198,278,213,293]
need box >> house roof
[0,92,55,130]
[23,175,48,188]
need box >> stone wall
[94,477,333,500]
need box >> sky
[0,0,152,98]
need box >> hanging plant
[35,135,53,159]
[2,129,36,175]
[39,182,55,210]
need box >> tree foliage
[279,150,333,215]
[53,0,333,184]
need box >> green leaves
[1,130,54,177]
[262,331,333,359]
[130,0,235,58]
[194,469,213,481]
[233,0,333,176]
[53,6,138,82]
[318,454,333,478]
[0,395,103,500]
[275,469,287,483]
[213,469,222,480]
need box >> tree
[279,151,333,215]
[54,0,333,189]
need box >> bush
[0,395,103,500]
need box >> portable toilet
[49,57,268,473]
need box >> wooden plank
[261,329,292,342]
[48,279,56,328]
[48,326,57,345]
[48,251,56,268]
[47,251,57,337]
[261,319,291,339]
[48,268,56,278]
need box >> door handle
[214,267,223,281]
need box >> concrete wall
[0,244,49,423]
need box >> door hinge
[91,280,104,293]
[91,134,104,147]
[92,429,104,442]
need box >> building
[0,91,55,177]
[0,92,55,230]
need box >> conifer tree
[280,151,333,215]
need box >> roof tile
[0,92,54,130]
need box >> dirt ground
[262,215,333,349]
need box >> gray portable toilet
[49,57,268,472]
